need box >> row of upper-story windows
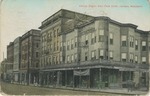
[67,54,77,63]
[121,35,147,51]
[40,54,78,66]
[40,50,147,67]
[121,53,146,64]
[41,28,60,42]
[82,30,148,52]
[62,37,77,51]
[85,50,113,60]
[84,49,147,64]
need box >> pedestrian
[127,80,133,92]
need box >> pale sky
[0,0,150,62]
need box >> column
[57,71,60,87]
[89,69,90,89]
[65,70,67,87]
[99,68,102,89]
[24,73,26,85]
[73,70,75,88]
[119,71,123,88]
[29,73,31,84]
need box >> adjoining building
[13,37,21,83]
[39,9,149,91]
[6,42,14,82]
[20,29,40,85]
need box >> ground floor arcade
[39,68,148,91]
[19,70,39,85]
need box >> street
[0,81,141,96]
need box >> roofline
[21,29,40,40]
[41,9,93,25]
[95,16,138,29]
[39,9,95,29]
[40,9,149,32]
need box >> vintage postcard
[0,0,150,95]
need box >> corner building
[39,9,149,91]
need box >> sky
[0,0,150,62]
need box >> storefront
[74,69,90,88]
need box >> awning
[74,69,90,76]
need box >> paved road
[1,81,149,96]
[0,82,134,95]
[0,81,7,96]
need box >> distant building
[6,42,14,82]
[20,29,40,85]
[39,9,149,91]
[1,58,8,80]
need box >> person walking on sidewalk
[127,80,133,92]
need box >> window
[85,52,88,61]
[71,54,74,62]
[67,55,70,63]
[57,41,59,51]
[53,57,55,64]
[109,51,113,60]
[67,40,70,50]
[49,32,51,37]
[130,36,134,47]
[60,56,62,63]
[91,50,96,60]
[54,30,56,37]
[130,53,134,63]
[149,42,150,50]
[135,40,138,50]
[142,41,146,51]
[56,56,58,64]
[60,42,62,51]
[142,57,146,64]
[121,53,127,62]
[91,33,96,44]
[36,52,39,58]
[99,30,104,42]
[135,55,138,63]
[75,37,77,48]
[63,42,66,50]
[63,56,65,63]
[85,34,88,45]
[54,43,56,51]
[99,49,104,59]
[36,43,39,48]
[71,39,74,49]
[49,57,51,65]
[74,53,77,62]
[57,28,59,34]
[55,42,57,51]
[110,33,113,45]
[121,35,127,46]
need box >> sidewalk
[0,84,7,96]
[57,87,148,95]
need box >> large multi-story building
[13,37,21,83]
[39,9,94,86]
[39,9,149,91]
[20,29,40,85]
